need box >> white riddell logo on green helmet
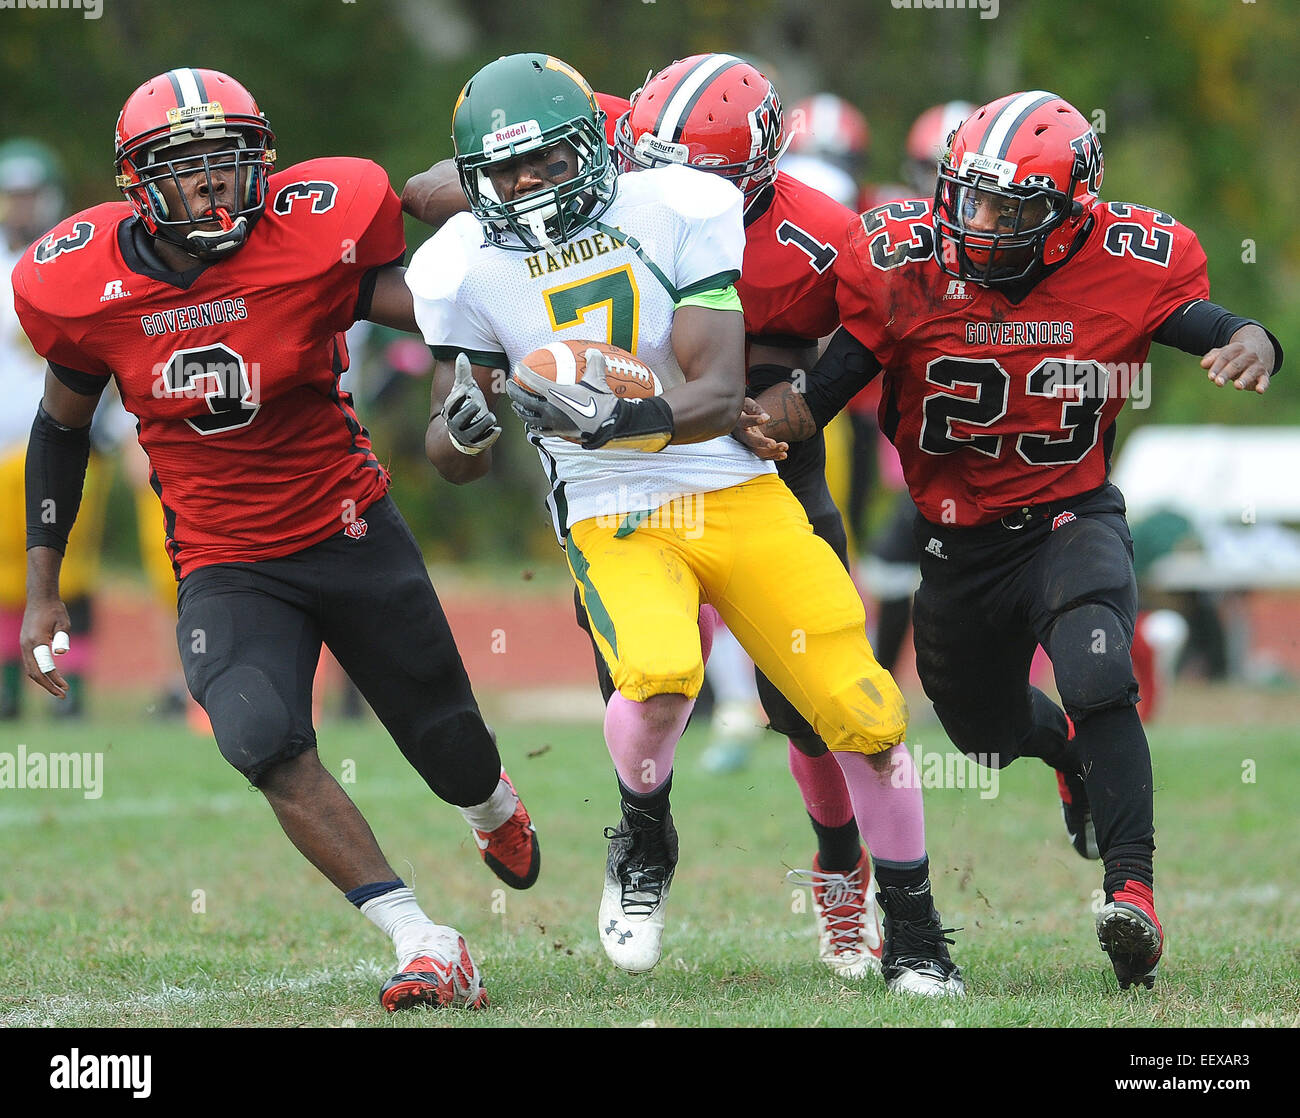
[484,120,542,154]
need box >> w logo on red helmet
[1068,129,1104,198]
[748,86,784,163]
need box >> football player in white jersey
[407,54,963,995]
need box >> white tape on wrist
[448,431,485,456]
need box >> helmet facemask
[934,153,1074,286]
[116,118,275,261]
[458,114,614,253]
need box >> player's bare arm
[733,339,810,459]
[425,354,500,483]
[21,368,103,697]
[365,265,419,333]
[401,158,470,229]
[664,303,747,443]
[1203,323,1274,393]
[753,327,882,445]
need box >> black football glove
[442,353,502,455]
[506,348,674,452]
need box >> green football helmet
[0,138,66,242]
[452,53,615,251]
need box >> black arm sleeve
[803,327,884,429]
[353,253,407,321]
[25,404,92,554]
[1153,299,1284,374]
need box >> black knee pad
[202,665,314,785]
[787,733,829,757]
[755,667,817,740]
[1048,602,1140,719]
[405,707,501,806]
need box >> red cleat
[1096,879,1163,990]
[380,934,489,1011]
[472,769,540,890]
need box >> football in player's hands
[515,341,663,400]
[509,341,663,443]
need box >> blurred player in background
[14,68,539,1011]
[751,90,1282,990]
[0,138,113,718]
[412,52,962,995]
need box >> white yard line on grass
[0,959,388,1027]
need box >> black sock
[1072,704,1155,887]
[618,772,673,822]
[874,856,930,893]
[810,816,862,873]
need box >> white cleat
[597,806,678,973]
[787,850,883,979]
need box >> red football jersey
[13,157,403,578]
[596,93,630,148]
[835,198,1209,526]
[740,170,856,345]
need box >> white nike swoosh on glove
[550,390,598,418]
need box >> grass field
[0,685,1296,1031]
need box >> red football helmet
[934,91,1102,286]
[903,100,973,195]
[114,67,276,259]
[786,93,870,169]
[613,54,786,214]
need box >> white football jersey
[407,164,773,539]
[0,243,49,450]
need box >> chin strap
[523,209,558,254]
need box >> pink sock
[604,691,693,794]
[0,608,22,655]
[697,604,719,666]
[788,743,855,828]
[832,745,926,864]
[57,635,92,675]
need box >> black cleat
[876,880,965,997]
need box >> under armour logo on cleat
[604,920,633,944]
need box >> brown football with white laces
[515,340,663,399]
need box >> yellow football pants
[0,445,109,605]
[566,473,907,754]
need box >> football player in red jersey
[13,68,541,1011]
[750,91,1282,990]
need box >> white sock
[458,772,515,832]
[359,887,456,966]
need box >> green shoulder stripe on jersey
[591,220,679,301]
[429,346,510,370]
[675,282,742,313]
[566,536,619,659]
